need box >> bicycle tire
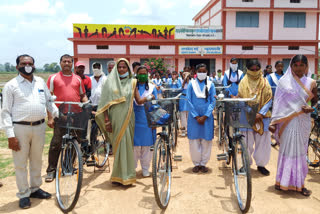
[171,113,178,152]
[56,139,83,213]
[307,138,320,168]
[232,137,252,213]
[90,122,110,168]
[152,137,172,209]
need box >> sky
[0,0,209,67]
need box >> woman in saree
[269,55,318,196]
[95,58,151,186]
[238,59,273,176]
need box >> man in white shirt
[90,62,107,105]
[1,54,58,209]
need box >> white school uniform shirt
[90,75,108,105]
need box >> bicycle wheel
[307,138,320,168]
[218,110,223,146]
[152,137,172,209]
[232,137,252,213]
[171,114,178,152]
[56,139,83,213]
[90,122,110,168]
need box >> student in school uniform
[187,64,216,173]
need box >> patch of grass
[0,155,14,179]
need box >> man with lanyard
[222,58,244,98]
[75,61,91,99]
[45,54,88,182]
[2,54,58,208]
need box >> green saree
[95,58,137,185]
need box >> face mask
[197,73,207,81]
[93,69,102,77]
[119,72,129,78]
[19,66,35,76]
[247,69,262,79]
[218,73,222,78]
[230,63,238,71]
[137,74,148,83]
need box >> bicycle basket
[56,103,92,130]
[144,99,174,128]
[162,89,183,98]
[224,101,259,129]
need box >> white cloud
[62,13,93,32]
[111,19,130,24]
[0,0,64,16]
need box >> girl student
[186,64,216,173]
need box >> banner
[175,26,223,40]
[73,24,175,40]
[179,46,223,55]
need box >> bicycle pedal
[217,154,228,161]
[86,160,96,167]
[173,155,182,161]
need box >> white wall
[201,11,210,24]
[210,14,222,26]
[271,46,316,55]
[210,1,221,15]
[274,0,318,8]
[226,0,270,8]
[77,45,126,54]
[130,45,175,55]
[226,46,268,55]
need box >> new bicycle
[144,93,182,209]
[54,101,109,213]
[216,96,257,213]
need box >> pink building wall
[226,45,268,55]
[271,46,316,55]
[130,45,175,55]
[273,12,317,40]
[274,0,318,8]
[226,0,270,8]
[226,11,269,40]
[77,45,126,54]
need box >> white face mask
[25,66,33,73]
[197,73,207,81]
[230,63,238,71]
[93,68,102,77]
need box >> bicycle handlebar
[215,85,231,90]
[219,95,257,102]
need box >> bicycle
[162,88,183,152]
[83,105,110,168]
[144,93,183,209]
[216,95,258,213]
[214,85,231,149]
[307,106,320,168]
[54,101,109,213]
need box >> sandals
[301,188,312,197]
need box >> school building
[69,0,320,74]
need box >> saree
[271,65,316,191]
[95,58,137,185]
[238,70,273,135]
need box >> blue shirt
[222,71,244,97]
[266,73,283,96]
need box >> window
[290,0,301,3]
[242,46,254,50]
[236,12,259,28]
[284,12,306,28]
[242,0,253,2]
[288,46,300,50]
[96,45,109,49]
[149,45,160,50]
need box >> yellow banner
[73,24,175,40]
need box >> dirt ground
[0,130,320,214]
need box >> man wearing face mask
[1,54,58,209]
[90,62,107,105]
[75,61,92,99]
[223,58,244,98]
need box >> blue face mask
[119,72,129,78]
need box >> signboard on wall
[73,24,175,40]
[179,46,223,55]
[175,26,223,40]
